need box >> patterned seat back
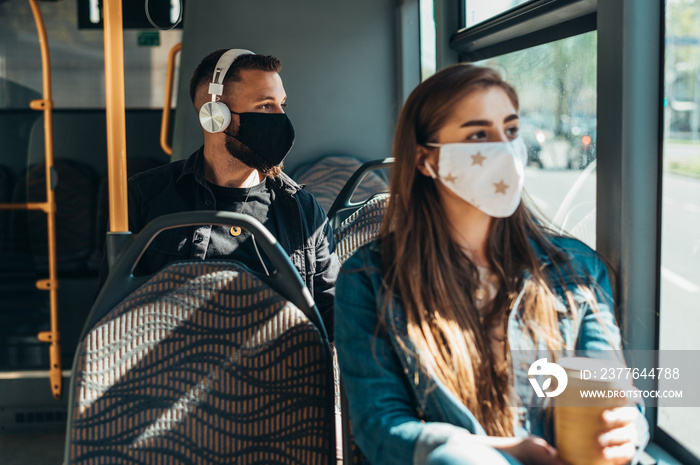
[65,260,335,464]
[333,194,390,264]
[293,156,388,214]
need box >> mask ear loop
[422,143,440,179]
[424,162,438,179]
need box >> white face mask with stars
[424,137,527,218]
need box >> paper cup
[554,357,633,465]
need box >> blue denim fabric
[334,236,649,465]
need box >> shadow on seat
[65,212,336,465]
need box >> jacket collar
[177,146,302,196]
[177,146,205,185]
[529,237,553,267]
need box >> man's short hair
[189,49,282,105]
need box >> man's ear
[416,144,437,178]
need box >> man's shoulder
[270,171,302,193]
[127,159,189,196]
[271,172,321,208]
[129,159,186,183]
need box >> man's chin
[225,142,280,177]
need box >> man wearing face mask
[97,49,339,336]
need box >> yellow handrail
[160,42,182,156]
[0,202,54,212]
[103,0,129,234]
[29,0,62,400]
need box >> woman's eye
[466,130,487,141]
[281,102,288,109]
[506,126,519,138]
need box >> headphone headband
[208,48,255,99]
[199,48,255,134]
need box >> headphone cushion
[199,101,231,133]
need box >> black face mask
[226,111,295,166]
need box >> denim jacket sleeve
[335,246,479,465]
[572,244,621,352]
[566,241,650,456]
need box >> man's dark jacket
[98,147,339,336]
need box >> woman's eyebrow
[460,114,518,127]
[460,119,492,127]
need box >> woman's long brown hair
[379,64,579,436]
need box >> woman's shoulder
[548,235,597,256]
[340,237,384,272]
[545,234,608,279]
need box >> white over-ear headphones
[198,48,255,133]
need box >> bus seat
[65,212,336,465]
[332,194,389,465]
[326,158,392,231]
[9,159,97,272]
[292,155,388,214]
[27,113,108,169]
[87,157,164,270]
[333,193,390,264]
[325,159,393,465]
[0,164,14,253]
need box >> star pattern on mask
[494,180,509,194]
[471,152,486,166]
[443,173,458,184]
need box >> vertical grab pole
[103,0,129,233]
[28,0,62,400]
[160,42,182,156]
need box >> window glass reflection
[478,32,597,248]
[0,0,181,109]
[464,0,532,28]
[659,0,700,457]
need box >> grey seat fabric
[65,260,336,465]
[293,156,388,214]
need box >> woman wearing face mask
[334,64,648,465]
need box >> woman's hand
[597,406,639,464]
[497,436,566,465]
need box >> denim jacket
[334,236,649,465]
[97,147,340,336]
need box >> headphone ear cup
[199,101,231,133]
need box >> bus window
[420,0,437,80]
[478,31,597,248]
[659,0,700,456]
[0,0,182,110]
[464,0,532,28]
